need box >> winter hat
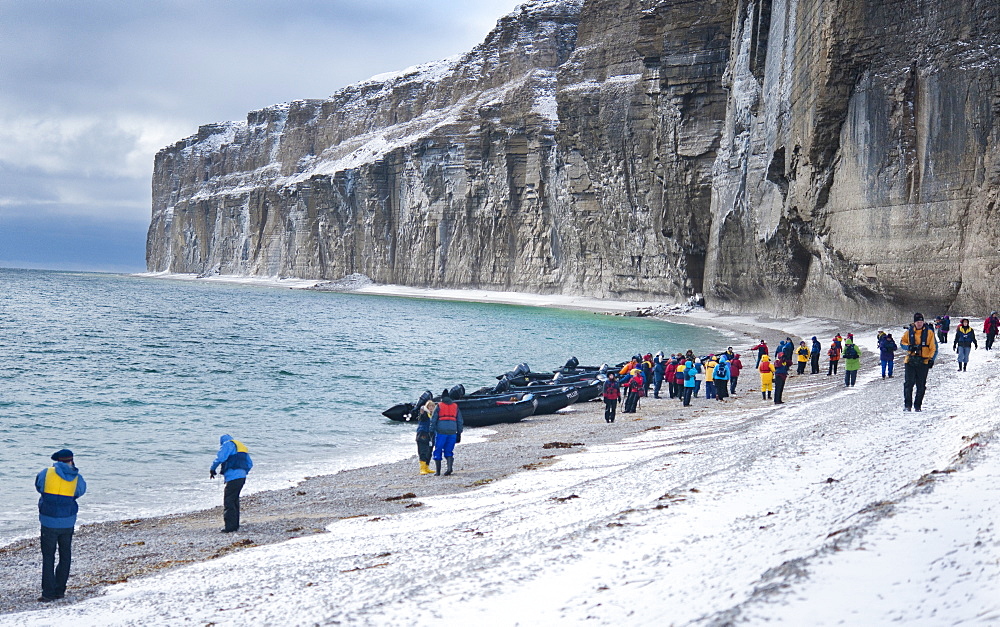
[441,394,453,403]
[913,312,924,322]
[811,336,817,341]
[50,449,73,461]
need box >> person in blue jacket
[35,448,86,602]
[682,360,697,407]
[879,333,898,378]
[652,358,666,398]
[431,395,464,476]
[210,435,253,533]
[810,336,822,374]
[952,318,977,371]
[713,355,731,402]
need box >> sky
[0,0,525,273]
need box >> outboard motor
[514,363,531,377]
[412,390,434,420]
[492,377,511,394]
[563,356,580,370]
[448,384,466,400]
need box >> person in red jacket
[622,369,644,413]
[751,340,768,367]
[602,373,620,423]
[664,358,678,399]
[728,353,743,394]
[984,312,1000,350]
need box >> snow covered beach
[5,281,999,625]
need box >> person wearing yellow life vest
[210,434,253,532]
[34,448,86,602]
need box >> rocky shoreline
[0,397,718,615]
[1,309,867,617]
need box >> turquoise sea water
[0,269,730,544]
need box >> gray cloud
[0,0,523,268]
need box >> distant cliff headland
[146,0,1000,322]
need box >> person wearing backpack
[900,313,938,412]
[842,338,861,387]
[952,319,977,371]
[879,333,898,378]
[713,355,731,402]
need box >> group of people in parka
[597,311,1000,418]
[599,350,744,422]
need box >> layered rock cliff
[148,0,1000,320]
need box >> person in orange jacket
[827,341,841,376]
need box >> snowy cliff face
[147,0,736,300]
[706,0,1000,319]
[148,0,1000,319]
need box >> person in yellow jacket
[796,341,810,375]
[758,354,775,400]
[704,355,718,399]
[900,312,938,411]
[35,448,86,602]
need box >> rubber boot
[434,460,441,476]
[762,392,767,400]
[419,461,433,475]
[767,391,772,399]
[444,457,454,476]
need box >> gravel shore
[0,397,708,615]
[2,312,847,616]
